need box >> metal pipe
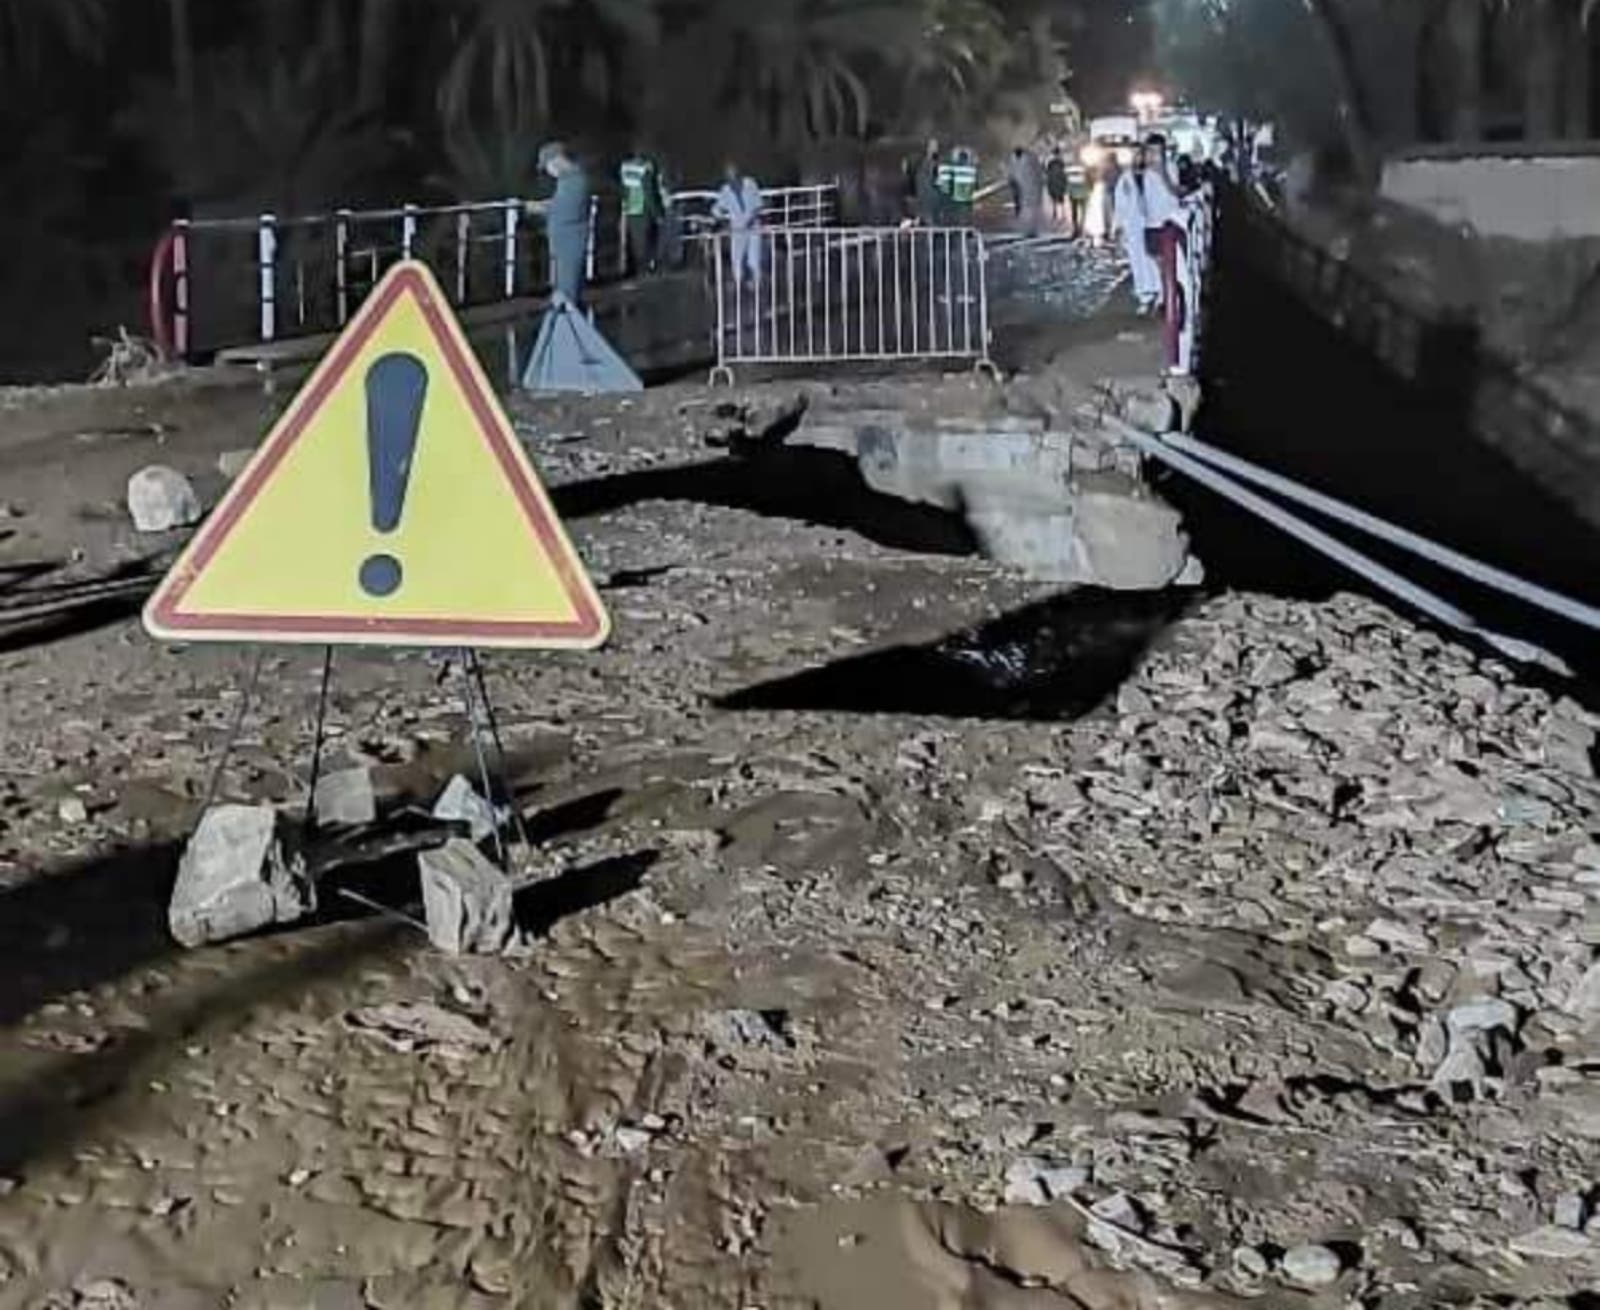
[1109,418,1569,674]
[335,210,350,325]
[1162,430,1600,635]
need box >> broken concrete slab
[312,766,377,828]
[127,465,201,533]
[418,839,516,956]
[169,804,313,948]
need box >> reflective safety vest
[620,158,652,218]
[935,161,955,196]
[947,162,978,204]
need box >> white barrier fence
[708,226,994,384]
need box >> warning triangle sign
[144,261,610,650]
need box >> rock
[431,775,502,842]
[216,449,253,480]
[614,1125,654,1154]
[168,805,313,948]
[1003,1156,1087,1206]
[1554,1191,1589,1231]
[1109,381,1177,434]
[312,766,376,827]
[1447,997,1519,1038]
[1280,1243,1343,1289]
[1509,1225,1591,1259]
[56,796,88,825]
[345,1001,500,1055]
[418,839,515,955]
[704,1008,792,1052]
[127,465,200,533]
[1565,963,1600,1021]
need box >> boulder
[127,465,201,533]
[419,839,516,955]
[216,449,254,480]
[169,805,313,948]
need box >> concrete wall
[1380,148,1600,241]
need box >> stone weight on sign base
[169,805,314,948]
[419,839,516,955]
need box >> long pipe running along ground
[1105,417,1571,675]
[1161,429,1600,635]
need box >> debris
[1509,1225,1592,1260]
[56,796,88,825]
[1554,1191,1589,1231]
[126,465,200,533]
[312,766,376,828]
[344,1001,500,1055]
[168,805,313,949]
[1279,1243,1343,1289]
[1002,1156,1087,1206]
[418,839,516,955]
[215,449,253,480]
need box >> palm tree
[436,0,561,141]
[0,0,105,78]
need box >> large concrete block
[169,805,313,948]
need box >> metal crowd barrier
[150,183,842,360]
[707,226,994,385]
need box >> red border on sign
[146,264,607,646]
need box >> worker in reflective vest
[946,147,979,223]
[619,147,662,277]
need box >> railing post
[586,196,598,284]
[456,210,471,303]
[257,213,277,343]
[335,209,351,325]
[503,199,520,299]
[402,203,418,260]
[172,220,191,358]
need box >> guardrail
[707,226,994,385]
[149,184,842,360]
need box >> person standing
[528,142,591,305]
[1112,153,1159,314]
[619,144,663,277]
[1139,135,1188,373]
[1045,148,1069,229]
[713,161,764,295]
[1083,158,1111,247]
[1066,155,1092,237]
[1008,146,1045,237]
[916,139,946,225]
[946,146,979,225]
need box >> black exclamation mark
[359,352,428,598]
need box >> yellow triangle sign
[144,261,610,650]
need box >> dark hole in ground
[553,445,979,558]
[716,588,1188,722]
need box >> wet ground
[4,244,1600,1309]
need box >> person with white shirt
[713,161,764,294]
[1139,135,1188,374]
[1111,158,1159,314]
